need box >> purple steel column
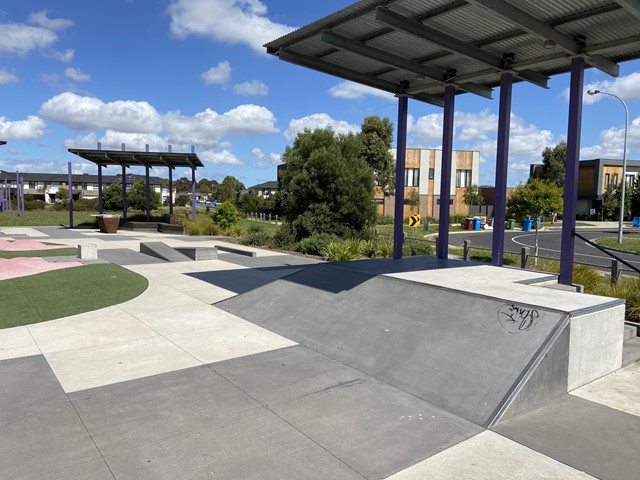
[559,57,585,285]
[68,162,73,228]
[145,144,150,222]
[191,167,196,220]
[15,171,20,215]
[20,176,24,217]
[492,72,513,266]
[393,93,409,259]
[98,165,103,214]
[168,167,174,215]
[121,165,127,222]
[437,86,456,260]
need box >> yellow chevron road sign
[408,214,421,227]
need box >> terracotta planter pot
[96,215,120,233]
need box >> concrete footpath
[0,226,638,480]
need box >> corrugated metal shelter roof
[0,171,164,184]
[68,149,203,169]
[265,0,640,105]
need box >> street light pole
[587,89,629,244]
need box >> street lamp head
[587,89,600,95]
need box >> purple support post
[68,162,73,228]
[393,92,409,259]
[145,143,150,222]
[98,165,103,214]
[15,171,20,215]
[168,167,174,215]
[492,72,513,267]
[20,176,25,217]
[191,167,196,220]
[437,86,456,260]
[121,165,127,222]
[559,57,585,285]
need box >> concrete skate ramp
[140,242,192,262]
[216,263,570,427]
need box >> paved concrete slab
[69,366,261,456]
[98,248,165,265]
[571,361,640,416]
[0,325,40,360]
[28,306,157,353]
[140,241,193,262]
[218,252,322,269]
[386,430,597,479]
[0,226,49,237]
[493,394,640,480]
[0,356,102,479]
[44,336,201,392]
[217,263,569,426]
[103,406,364,480]
[26,459,115,480]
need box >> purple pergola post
[145,144,150,222]
[492,72,514,266]
[15,171,21,215]
[68,162,73,228]
[168,145,174,215]
[20,176,24,217]
[559,57,585,285]
[97,142,103,214]
[437,85,456,260]
[191,167,196,220]
[121,143,127,222]
[393,91,409,259]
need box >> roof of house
[248,181,279,190]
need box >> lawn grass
[0,248,78,259]
[596,233,640,253]
[0,263,148,329]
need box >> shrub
[240,224,272,246]
[210,201,239,229]
[24,199,46,211]
[449,214,468,225]
[402,239,434,256]
[184,218,224,236]
[73,198,99,211]
[270,224,296,251]
[375,214,394,225]
[322,240,361,262]
[297,233,342,256]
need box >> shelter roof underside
[68,149,203,169]
[265,0,640,105]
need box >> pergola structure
[69,145,203,222]
[265,0,640,285]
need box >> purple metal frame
[393,93,409,259]
[492,72,514,266]
[98,165,103,214]
[67,162,73,228]
[121,165,127,222]
[559,57,585,285]
[168,145,174,215]
[191,168,196,220]
[15,171,20,215]
[437,86,456,259]
[20,176,24,217]
[145,144,150,222]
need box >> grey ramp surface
[98,248,165,265]
[0,355,105,480]
[139,241,192,262]
[186,264,310,294]
[493,394,640,480]
[216,263,568,426]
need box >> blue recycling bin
[473,217,481,230]
[633,217,640,228]
[536,216,542,228]
[522,218,533,232]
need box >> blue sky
[1,0,639,188]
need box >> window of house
[29,182,37,189]
[428,168,434,179]
[456,169,472,188]
[405,168,419,187]
[436,199,454,206]
[604,173,610,188]
[626,174,635,187]
[612,173,619,186]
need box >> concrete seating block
[78,244,98,260]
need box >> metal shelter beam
[559,56,585,286]
[616,0,640,20]
[467,0,619,77]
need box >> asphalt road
[453,227,640,273]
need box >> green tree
[407,189,420,215]
[173,176,192,193]
[237,191,259,213]
[463,184,484,214]
[615,181,631,220]
[55,187,69,203]
[210,201,239,229]
[214,176,245,204]
[280,126,376,240]
[602,182,619,220]
[506,179,563,265]
[540,142,566,187]
[126,181,160,210]
[630,175,640,217]
[360,116,395,195]
[102,183,122,210]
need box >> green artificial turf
[0,263,148,329]
[0,248,78,259]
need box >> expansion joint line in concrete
[485,313,571,428]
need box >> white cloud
[201,61,232,85]
[233,80,268,96]
[251,147,264,159]
[50,48,74,63]
[40,92,163,133]
[0,23,58,55]
[27,10,73,30]
[407,113,443,144]
[163,104,278,146]
[581,115,640,159]
[562,72,640,105]
[199,149,243,165]
[508,114,554,159]
[455,110,498,142]
[269,152,282,165]
[0,115,47,140]
[167,0,295,55]
[64,67,91,82]
[328,81,395,101]
[0,68,18,84]
[284,113,360,141]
